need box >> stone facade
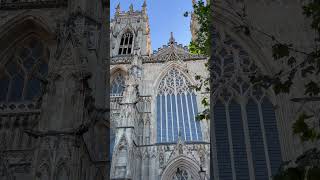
[109,2,210,180]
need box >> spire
[169,32,175,44]
[129,3,134,13]
[116,3,120,15]
[142,0,147,8]
[142,0,147,14]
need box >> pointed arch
[118,23,136,37]
[111,134,129,178]
[36,163,50,180]
[153,62,196,92]
[161,155,201,180]
[211,11,285,179]
[110,65,128,82]
[0,14,54,59]
[155,63,203,143]
[110,68,127,97]
[0,14,52,103]
[0,34,49,102]
[54,162,70,180]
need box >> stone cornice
[0,0,68,10]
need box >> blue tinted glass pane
[23,57,35,70]
[38,61,48,75]
[161,95,167,142]
[110,129,115,159]
[9,74,24,102]
[6,61,18,75]
[0,75,9,101]
[167,95,173,142]
[177,95,185,140]
[111,74,125,96]
[192,94,202,140]
[246,100,268,180]
[214,101,232,180]
[25,78,41,100]
[182,94,191,141]
[157,95,161,142]
[262,99,282,175]
[187,93,197,141]
[229,101,249,180]
[172,95,178,141]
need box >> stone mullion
[240,98,255,180]
[225,102,236,180]
[257,102,272,180]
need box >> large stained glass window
[212,27,283,179]
[157,68,202,143]
[0,37,48,102]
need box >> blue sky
[110,0,193,51]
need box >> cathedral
[0,0,316,180]
[109,1,210,180]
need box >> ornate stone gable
[145,33,206,63]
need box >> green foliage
[247,1,320,150]
[307,168,320,180]
[292,112,319,142]
[273,167,305,180]
[272,43,291,60]
[188,0,211,56]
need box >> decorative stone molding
[0,0,68,10]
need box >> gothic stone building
[0,0,317,180]
[109,2,210,180]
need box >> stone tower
[110,1,152,57]
[0,0,109,180]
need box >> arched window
[0,36,48,102]
[110,72,125,96]
[157,68,202,143]
[212,28,282,180]
[118,32,133,55]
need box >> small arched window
[0,36,48,102]
[110,71,125,96]
[118,32,133,55]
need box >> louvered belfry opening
[118,32,133,55]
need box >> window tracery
[110,72,125,96]
[118,32,133,55]
[0,37,48,102]
[157,67,202,143]
[212,28,282,179]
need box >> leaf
[308,168,320,180]
[201,97,209,107]
[273,167,305,180]
[305,81,320,96]
[272,43,290,60]
[293,113,310,135]
[195,75,201,80]
[301,66,315,77]
[287,56,296,66]
[273,79,292,94]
